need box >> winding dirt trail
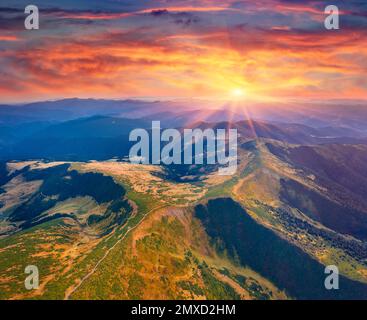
[64,206,165,300]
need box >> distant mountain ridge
[1,112,367,161]
[2,98,367,131]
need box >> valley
[1,130,367,299]
[1,100,367,300]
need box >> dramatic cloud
[0,0,366,102]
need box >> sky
[0,0,366,103]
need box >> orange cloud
[0,1,366,102]
[0,34,19,41]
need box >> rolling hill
[1,101,367,300]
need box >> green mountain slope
[1,137,367,300]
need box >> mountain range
[0,99,367,300]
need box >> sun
[230,88,245,99]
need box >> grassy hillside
[195,198,367,300]
[68,206,285,300]
[1,139,367,300]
